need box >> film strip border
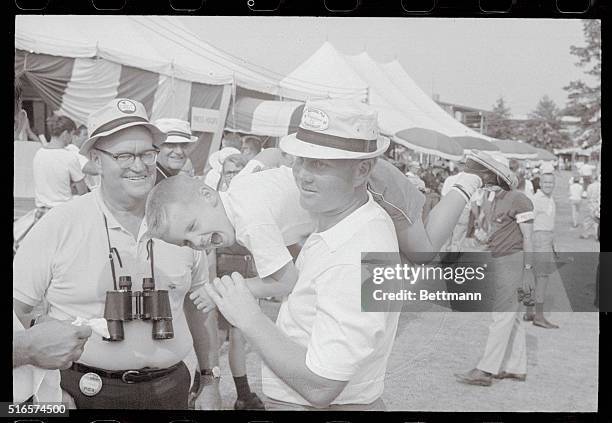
[13,0,605,16]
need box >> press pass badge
[79,372,103,396]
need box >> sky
[181,17,595,119]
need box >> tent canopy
[279,42,495,160]
[16,15,234,86]
[492,139,538,159]
[380,59,492,141]
[453,136,499,152]
[279,42,369,101]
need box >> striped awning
[225,96,304,137]
[15,49,226,127]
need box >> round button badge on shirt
[79,372,103,396]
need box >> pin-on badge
[117,99,137,114]
[79,372,103,396]
[301,107,329,131]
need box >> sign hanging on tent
[191,107,219,132]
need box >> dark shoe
[523,313,535,322]
[234,392,266,410]
[533,318,559,329]
[465,151,518,191]
[493,371,527,381]
[454,368,492,386]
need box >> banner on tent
[191,107,220,132]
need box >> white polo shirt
[13,189,208,370]
[532,190,556,232]
[219,166,315,278]
[262,194,400,406]
[33,147,85,208]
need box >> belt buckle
[121,370,140,384]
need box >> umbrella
[491,139,538,159]
[393,128,464,161]
[452,136,500,152]
[533,147,556,161]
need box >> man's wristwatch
[200,366,221,385]
[524,264,533,270]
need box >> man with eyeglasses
[13,98,212,410]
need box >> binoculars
[103,276,174,342]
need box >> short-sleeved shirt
[367,159,426,228]
[532,190,556,232]
[487,190,534,258]
[219,166,315,278]
[32,147,85,208]
[586,182,600,217]
[569,183,583,201]
[13,189,208,370]
[262,194,400,406]
[65,144,100,190]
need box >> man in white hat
[455,152,535,386]
[13,98,212,410]
[153,118,197,182]
[523,163,560,328]
[203,99,400,410]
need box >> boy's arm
[244,260,298,298]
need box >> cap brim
[164,135,198,144]
[279,133,390,160]
[79,122,167,156]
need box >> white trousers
[477,252,527,375]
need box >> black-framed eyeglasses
[95,148,159,168]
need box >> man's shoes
[493,371,527,381]
[454,368,492,386]
[234,392,266,410]
[464,151,518,191]
[523,312,535,322]
[533,318,559,329]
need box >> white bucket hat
[280,99,390,160]
[154,118,198,144]
[80,98,166,156]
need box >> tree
[564,20,601,147]
[516,95,570,150]
[485,96,515,139]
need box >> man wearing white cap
[524,163,560,328]
[203,99,400,410]
[13,98,211,409]
[456,151,535,386]
[153,118,197,182]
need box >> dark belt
[70,362,183,384]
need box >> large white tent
[380,60,492,141]
[278,42,487,160]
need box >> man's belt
[70,362,182,384]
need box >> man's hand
[191,381,222,410]
[18,319,92,370]
[204,273,263,329]
[523,268,536,293]
[189,286,217,313]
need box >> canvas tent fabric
[380,59,493,141]
[14,15,245,176]
[533,147,557,161]
[279,42,369,101]
[280,42,495,160]
[225,96,305,137]
[491,139,539,159]
[453,136,499,152]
